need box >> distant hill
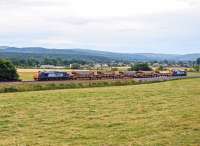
[0,46,9,49]
[0,46,199,61]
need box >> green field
[188,72,200,77]
[0,79,200,146]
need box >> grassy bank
[0,78,199,145]
[187,71,200,77]
[1,76,200,93]
[0,79,137,93]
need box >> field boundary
[0,76,200,93]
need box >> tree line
[195,58,200,71]
[10,58,89,68]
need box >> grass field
[187,72,200,77]
[0,78,199,146]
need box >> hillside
[0,46,200,61]
[0,78,199,145]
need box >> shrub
[4,87,18,93]
[131,63,152,71]
[111,68,119,71]
[70,63,80,69]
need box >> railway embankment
[0,76,199,93]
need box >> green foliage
[131,63,152,71]
[0,80,137,93]
[196,58,200,72]
[158,65,164,71]
[11,57,89,68]
[70,63,81,69]
[0,52,111,68]
[4,87,18,92]
[0,59,19,81]
[193,66,200,72]
[155,65,164,73]
[197,58,200,66]
[111,67,119,71]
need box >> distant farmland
[0,78,199,146]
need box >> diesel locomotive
[34,71,71,81]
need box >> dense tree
[158,65,164,71]
[70,63,81,69]
[131,63,152,71]
[111,67,119,71]
[196,58,200,71]
[0,59,19,81]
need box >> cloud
[0,0,62,7]
[0,0,200,53]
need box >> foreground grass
[0,79,200,146]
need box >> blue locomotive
[34,71,71,81]
[172,70,187,76]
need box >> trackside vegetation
[0,80,137,93]
[0,76,200,93]
[0,78,199,145]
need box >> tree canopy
[196,58,200,72]
[0,59,19,81]
[70,63,81,69]
[131,63,152,71]
[197,58,200,65]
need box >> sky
[0,0,200,54]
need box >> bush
[193,66,200,72]
[131,63,152,71]
[0,80,138,93]
[70,63,80,69]
[0,59,19,81]
[4,87,18,93]
[111,68,118,71]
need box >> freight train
[34,70,187,81]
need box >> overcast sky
[0,0,200,54]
